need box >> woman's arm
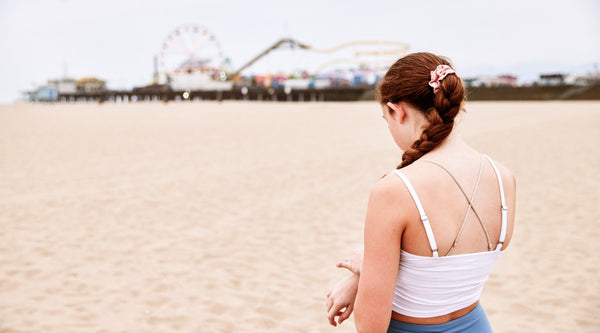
[326,246,363,327]
[354,179,405,333]
[326,273,359,326]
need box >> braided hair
[377,52,465,168]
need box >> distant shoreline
[465,84,600,101]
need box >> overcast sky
[1,0,598,103]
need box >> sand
[0,100,598,332]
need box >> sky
[0,0,598,103]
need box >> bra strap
[483,155,508,250]
[445,155,484,256]
[419,159,494,251]
[393,170,439,257]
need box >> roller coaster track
[306,40,409,54]
[229,38,409,79]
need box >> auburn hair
[377,52,465,168]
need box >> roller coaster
[229,38,410,80]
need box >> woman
[325,52,516,332]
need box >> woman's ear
[386,102,407,123]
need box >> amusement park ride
[30,24,411,102]
[157,24,232,91]
[154,23,410,93]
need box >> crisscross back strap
[445,156,484,256]
[393,170,439,257]
[483,155,508,250]
[420,159,494,251]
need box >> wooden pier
[52,86,375,103]
[36,84,600,103]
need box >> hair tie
[428,65,456,93]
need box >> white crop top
[391,155,508,318]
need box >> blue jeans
[387,304,493,333]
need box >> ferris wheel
[159,24,225,76]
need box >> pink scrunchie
[428,65,456,93]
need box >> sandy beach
[0,100,598,332]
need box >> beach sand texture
[1,101,598,332]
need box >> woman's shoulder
[369,166,437,210]
[484,155,517,190]
[366,171,421,229]
[370,172,409,201]
[368,170,422,209]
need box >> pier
[51,86,376,103]
[44,84,600,103]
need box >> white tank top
[391,155,508,318]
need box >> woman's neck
[421,129,473,160]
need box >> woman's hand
[326,274,360,327]
[336,246,364,275]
